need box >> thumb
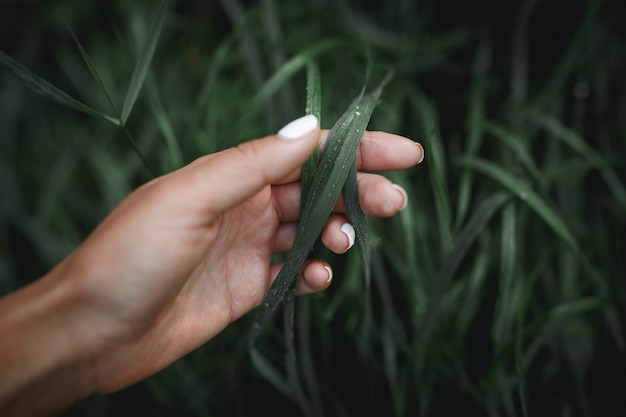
[173,114,320,217]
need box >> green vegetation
[1,0,624,416]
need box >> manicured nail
[392,184,408,210]
[278,114,318,140]
[416,142,425,164]
[341,223,355,251]
[324,265,333,283]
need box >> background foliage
[1,0,625,416]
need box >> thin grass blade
[342,159,371,282]
[0,50,119,125]
[249,348,293,399]
[69,28,118,115]
[301,61,322,202]
[343,158,373,350]
[455,239,490,337]
[238,39,342,139]
[413,93,453,252]
[144,75,183,169]
[120,0,169,124]
[515,303,529,417]
[418,192,511,358]
[283,289,313,417]
[296,297,324,417]
[456,37,491,228]
[483,121,546,189]
[527,110,626,213]
[457,156,579,252]
[492,201,519,351]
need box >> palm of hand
[81,183,280,392]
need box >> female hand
[0,115,423,415]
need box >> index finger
[324,130,424,172]
[277,130,424,185]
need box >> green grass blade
[455,236,490,338]
[527,110,626,213]
[120,0,169,124]
[301,61,322,202]
[342,158,373,349]
[121,126,156,178]
[483,121,546,189]
[250,74,389,345]
[456,37,491,228]
[531,0,601,108]
[144,74,183,169]
[296,297,324,417]
[249,348,292,399]
[218,0,267,88]
[524,297,608,340]
[413,93,453,253]
[492,201,519,351]
[0,50,119,125]
[342,159,371,279]
[69,28,118,115]
[238,39,342,139]
[418,192,511,357]
[305,61,322,123]
[515,305,529,417]
[283,290,313,416]
[457,156,579,252]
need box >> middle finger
[271,172,409,222]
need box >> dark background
[1,0,625,416]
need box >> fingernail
[324,265,333,283]
[278,114,318,140]
[416,142,425,164]
[341,223,355,251]
[392,184,408,211]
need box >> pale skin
[0,117,424,416]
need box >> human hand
[3,115,423,404]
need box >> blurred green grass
[1,0,625,416]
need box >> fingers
[269,260,333,296]
[297,261,333,295]
[321,214,355,254]
[272,172,409,222]
[166,115,320,220]
[321,130,424,172]
[272,214,354,255]
[275,130,424,184]
[337,173,408,217]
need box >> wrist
[0,262,97,416]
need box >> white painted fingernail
[324,265,333,283]
[341,223,355,251]
[416,142,425,164]
[392,184,408,210]
[278,114,318,140]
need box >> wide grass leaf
[250,73,390,345]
